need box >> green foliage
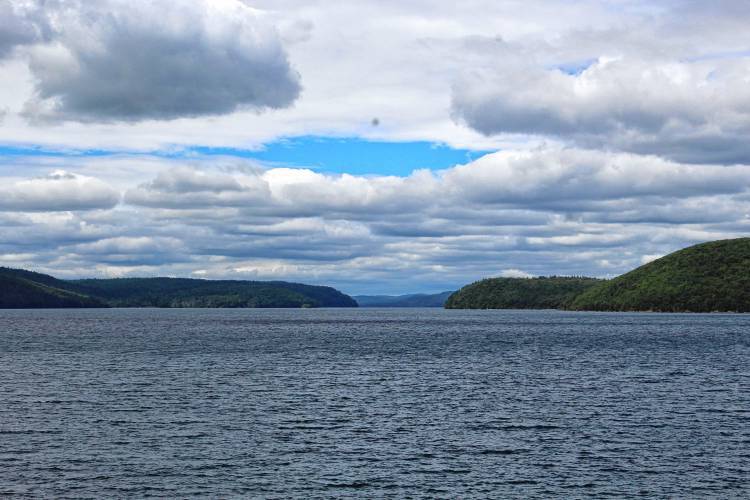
[445,276,602,309]
[568,238,750,312]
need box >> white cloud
[640,253,663,264]
[445,148,750,205]
[452,57,750,163]
[0,170,119,211]
[118,148,750,218]
[498,269,533,278]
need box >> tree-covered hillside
[0,268,357,308]
[568,238,750,312]
[445,276,602,309]
[70,278,358,308]
[0,268,106,308]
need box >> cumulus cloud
[123,149,750,216]
[125,166,439,215]
[444,148,750,205]
[19,0,300,122]
[0,170,120,211]
[125,166,270,208]
[452,56,750,164]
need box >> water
[0,308,748,498]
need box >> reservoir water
[0,308,748,498]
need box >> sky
[1,0,750,294]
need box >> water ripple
[0,308,748,498]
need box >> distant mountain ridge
[0,268,357,309]
[354,291,453,307]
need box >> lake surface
[0,308,748,498]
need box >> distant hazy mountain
[355,291,454,307]
[0,267,357,309]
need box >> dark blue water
[0,308,748,498]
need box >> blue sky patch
[189,136,490,175]
[554,58,597,76]
[0,137,490,176]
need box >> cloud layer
[3,1,750,293]
[2,149,749,293]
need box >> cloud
[0,0,43,58]
[124,165,439,215]
[70,236,188,265]
[498,269,533,278]
[132,148,750,214]
[116,149,750,236]
[452,56,750,164]
[36,148,729,292]
[444,148,750,205]
[5,1,750,293]
[20,0,300,122]
[124,166,270,208]
[4,147,750,293]
[0,170,120,211]
[640,253,663,265]
[5,0,750,154]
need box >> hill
[568,238,750,312]
[0,268,106,308]
[69,277,357,308]
[0,268,357,308]
[354,291,453,307]
[445,277,602,309]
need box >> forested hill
[71,278,358,308]
[446,238,750,312]
[0,268,357,308]
[568,238,750,312]
[445,277,602,309]
[0,267,106,308]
